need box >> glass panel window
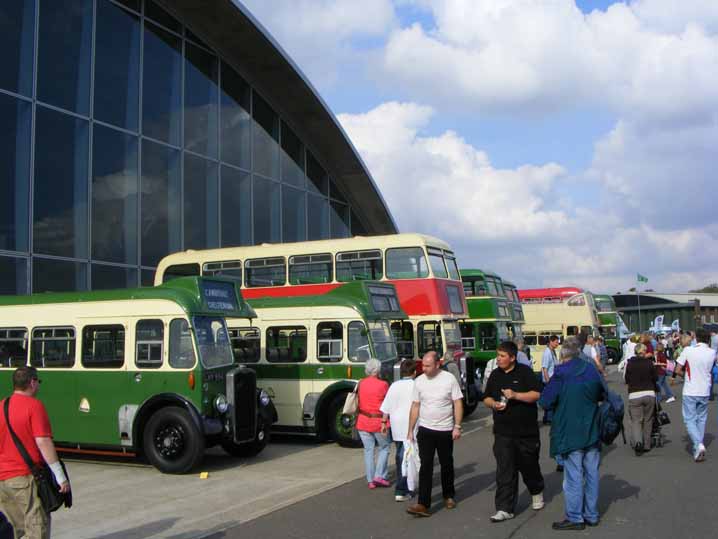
[184,42,218,158]
[0,328,29,368]
[306,151,328,195]
[307,195,329,240]
[282,186,306,243]
[33,259,87,293]
[228,327,259,363]
[37,0,92,115]
[91,264,138,290]
[136,319,163,368]
[253,176,280,244]
[391,321,414,359]
[0,257,28,295]
[444,254,460,281]
[336,250,382,282]
[30,327,76,368]
[0,0,35,96]
[141,270,154,287]
[351,210,366,236]
[142,21,181,145]
[220,62,251,169]
[252,93,279,179]
[524,332,537,346]
[162,263,199,282]
[34,107,89,258]
[348,321,370,363]
[446,285,465,314]
[463,282,473,297]
[203,261,242,283]
[568,295,586,307]
[141,139,181,266]
[81,325,125,368]
[169,318,195,368]
[184,154,218,250]
[288,254,331,285]
[245,257,285,287]
[460,323,476,351]
[330,201,350,238]
[280,122,305,188]
[418,321,443,356]
[94,1,140,131]
[266,326,307,363]
[330,178,347,203]
[220,166,251,247]
[427,248,447,278]
[193,316,233,368]
[479,323,497,351]
[317,321,342,362]
[368,285,400,312]
[92,125,138,264]
[145,0,181,33]
[386,247,428,280]
[0,94,30,252]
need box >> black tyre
[143,407,205,474]
[221,419,270,458]
[328,392,361,448]
[607,348,619,365]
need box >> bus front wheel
[143,407,205,474]
[221,420,270,458]
[328,392,361,448]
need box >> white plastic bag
[402,440,421,493]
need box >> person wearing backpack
[624,343,658,456]
[539,338,606,531]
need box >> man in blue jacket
[539,339,605,530]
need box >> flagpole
[636,277,641,332]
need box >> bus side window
[348,321,370,362]
[82,325,125,369]
[478,323,497,351]
[228,327,260,363]
[390,321,414,359]
[418,321,443,356]
[0,329,28,368]
[169,319,196,369]
[289,254,332,285]
[524,333,538,346]
[567,326,578,336]
[266,327,307,363]
[136,320,164,369]
[163,263,200,283]
[459,323,475,351]
[385,247,429,280]
[317,322,343,362]
[30,328,76,368]
[336,250,383,282]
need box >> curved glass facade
[0,0,359,294]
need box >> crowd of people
[354,326,718,530]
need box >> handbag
[3,398,72,513]
[342,381,359,415]
[655,401,671,426]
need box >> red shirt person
[356,359,392,489]
[0,367,70,538]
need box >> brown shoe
[445,498,457,509]
[407,503,431,517]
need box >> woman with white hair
[356,358,392,489]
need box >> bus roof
[518,287,584,301]
[244,281,407,321]
[460,268,502,280]
[502,280,517,289]
[0,277,256,319]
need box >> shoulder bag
[342,381,359,416]
[3,397,72,513]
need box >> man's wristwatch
[453,424,462,430]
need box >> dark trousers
[394,441,410,495]
[493,434,545,513]
[417,426,454,507]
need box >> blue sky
[242,0,718,293]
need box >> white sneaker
[694,443,706,462]
[665,397,676,403]
[395,494,411,502]
[490,510,515,522]
[532,493,545,510]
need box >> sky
[239,0,718,294]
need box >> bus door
[390,321,414,360]
[263,324,308,426]
[75,321,130,445]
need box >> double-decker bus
[459,269,514,371]
[0,277,276,474]
[226,281,406,446]
[502,279,526,340]
[593,294,622,363]
[154,234,477,411]
[518,287,600,360]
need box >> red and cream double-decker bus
[154,234,478,413]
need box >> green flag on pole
[637,273,648,283]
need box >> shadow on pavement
[597,473,640,514]
[93,518,180,539]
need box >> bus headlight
[214,394,229,414]
[259,389,271,407]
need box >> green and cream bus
[0,277,277,474]
[593,294,622,363]
[227,281,406,447]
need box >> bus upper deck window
[245,257,286,287]
[203,260,242,284]
[443,251,460,281]
[289,253,332,285]
[336,249,383,282]
[386,247,428,280]
[163,263,200,283]
[567,295,586,307]
[427,247,448,278]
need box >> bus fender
[257,389,278,424]
[315,380,357,437]
[132,394,205,451]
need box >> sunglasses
[32,378,42,385]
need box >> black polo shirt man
[483,341,545,522]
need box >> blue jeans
[562,446,600,524]
[394,441,411,495]
[656,375,674,401]
[682,395,709,453]
[358,431,391,484]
